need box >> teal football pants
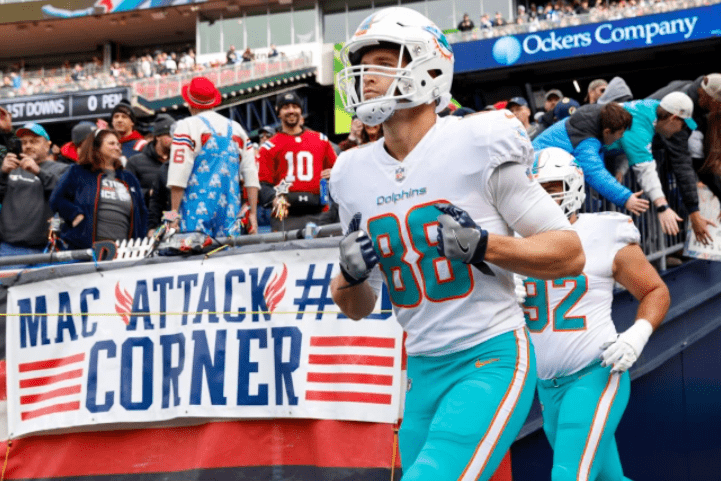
[399,327,536,481]
[537,361,633,481]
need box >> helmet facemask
[337,8,454,126]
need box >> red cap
[494,100,508,110]
[182,77,222,109]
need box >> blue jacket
[50,164,148,249]
[532,104,632,208]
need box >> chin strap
[435,92,452,113]
[356,99,397,126]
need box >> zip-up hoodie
[533,103,633,208]
[49,164,147,249]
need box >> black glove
[339,212,380,286]
[435,203,494,276]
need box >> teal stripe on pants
[400,328,537,481]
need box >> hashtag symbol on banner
[294,263,335,320]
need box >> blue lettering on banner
[152,276,174,329]
[294,263,336,320]
[224,270,247,323]
[80,288,99,337]
[453,3,719,73]
[19,296,50,348]
[81,326,303,413]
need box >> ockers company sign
[5,248,401,438]
[0,87,129,124]
[453,3,721,72]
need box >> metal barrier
[579,150,687,271]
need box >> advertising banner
[0,0,205,23]
[5,247,402,438]
[0,87,129,125]
[453,4,721,73]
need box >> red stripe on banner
[20,385,82,405]
[21,401,81,420]
[19,353,85,373]
[3,419,400,478]
[19,369,83,388]
[308,354,394,367]
[305,391,392,405]
[307,372,393,386]
[310,336,396,348]
[0,360,6,401]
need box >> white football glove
[600,319,653,373]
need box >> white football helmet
[337,7,454,126]
[534,147,586,217]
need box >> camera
[6,137,22,157]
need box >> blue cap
[16,122,50,141]
[553,97,580,121]
[507,97,528,108]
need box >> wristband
[656,204,669,213]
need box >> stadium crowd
[0,0,716,99]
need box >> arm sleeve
[575,138,633,208]
[256,146,276,185]
[49,168,82,222]
[37,165,64,194]
[630,161,664,202]
[239,140,260,189]
[166,120,196,189]
[659,130,699,213]
[489,162,573,237]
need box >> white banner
[684,184,721,261]
[6,247,402,438]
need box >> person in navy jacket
[50,129,147,249]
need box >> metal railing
[579,150,687,271]
[129,53,314,102]
[0,52,314,100]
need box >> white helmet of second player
[534,147,586,217]
[337,7,454,126]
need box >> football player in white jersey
[329,8,585,480]
[519,147,670,481]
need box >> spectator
[516,5,529,22]
[258,91,337,232]
[338,116,364,151]
[360,122,383,143]
[457,13,475,31]
[0,106,13,154]
[585,78,608,104]
[597,76,634,105]
[0,123,70,257]
[536,88,564,134]
[70,64,85,82]
[167,76,259,236]
[126,113,174,209]
[268,44,279,58]
[507,96,542,138]
[492,11,507,26]
[647,73,721,245]
[532,102,649,215]
[165,52,178,75]
[552,97,581,122]
[242,48,254,63]
[50,129,147,249]
[611,92,699,236]
[111,100,147,164]
[227,45,239,64]
[57,121,96,164]
[479,13,493,30]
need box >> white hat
[701,73,721,103]
[659,92,697,130]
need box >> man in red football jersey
[257,91,337,232]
